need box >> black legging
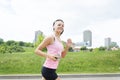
[41,66,58,80]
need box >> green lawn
[0,48,120,74]
[58,51,120,73]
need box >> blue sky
[0,0,120,47]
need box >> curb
[0,73,120,79]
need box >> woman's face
[53,21,64,34]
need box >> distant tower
[83,30,92,47]
[34,30,43,43]
[105,37,111,50]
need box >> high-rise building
[105,37,111,50]
[34,30,43,43]
[83,30,92,47]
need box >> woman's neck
[54,32,60,38]
[53,32,61,41]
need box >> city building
[34,30,43,43]
[83,30,92,47]
[104,37,111,50]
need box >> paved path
[0,73,120,80]
[1,77,120,80]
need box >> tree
[24,42,34,47]
[19,41,25,46]
[0,38,4,45]
[34,34,47,51]
[6,40,17,46]
[110,42,119,48]
[34,34,44,47]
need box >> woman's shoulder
[45,34,54,39]
[44,34,55,43]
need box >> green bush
[0,45,6,53]
[80,46,87,51]
[0,44,25,54]
[99,46,106,51]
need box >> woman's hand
[47,54,58,61]
[61,38,72,58]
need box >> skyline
[0,0,120,48]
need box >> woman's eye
[58,24,61,26]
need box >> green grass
[0,47,43,74]
[58,51,120,73]
[0,48,120,74]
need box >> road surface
[0,73,120,80]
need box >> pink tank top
[43,35,64,69]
